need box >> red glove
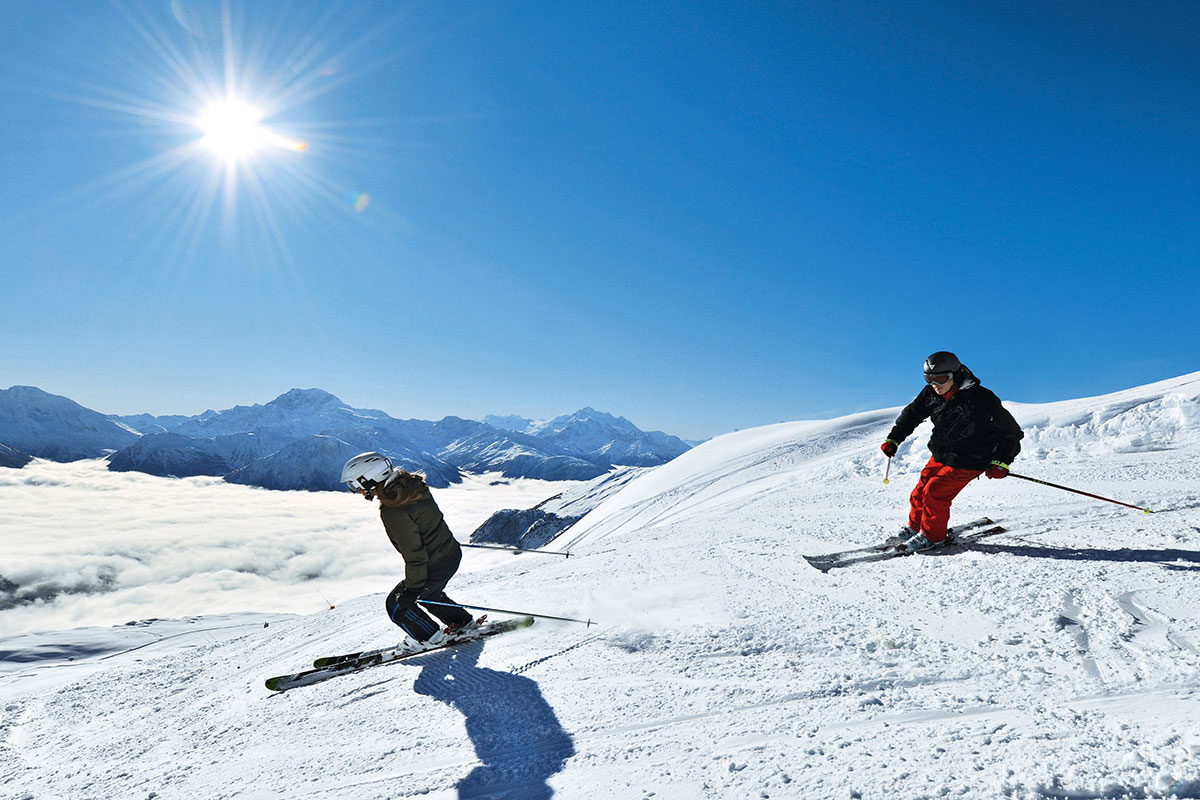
[881,440,898,458]
[986,462,1009,479]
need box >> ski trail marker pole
[462,542,571,558]
[1007,471,1154,513]
[420,599,595,627]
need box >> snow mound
[562,372,1200,549]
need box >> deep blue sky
[2,1,1198,440]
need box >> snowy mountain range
[485,407,701,463]
[3,371,1199,798]
[0,386,692,491]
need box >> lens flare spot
[353,193,370,212]
[170,0,217,39]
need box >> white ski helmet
[341,452,394,493]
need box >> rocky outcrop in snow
[0,442,32,469]
[470,466,651,549]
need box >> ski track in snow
[4,374,1200,798]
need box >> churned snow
[2,373,1200,799]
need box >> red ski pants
[908,458,984,541]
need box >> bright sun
[196,98,306,163]
[197,98,266,161]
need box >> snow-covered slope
[106,431,274,478]
[3,373,1200,799]
[109,413,193,436]
[559,371,1200,550]
[224,433,462,491]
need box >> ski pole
[883,456,892,485]
[420,599,596,627]
[462,542,571,558]
[1007,471,1154,513]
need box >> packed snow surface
[3,373,1200,799]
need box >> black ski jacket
[886,367,1023,471]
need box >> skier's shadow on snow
[411,640,574,799]
[967,542,1200,570]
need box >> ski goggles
[924,373,953,385]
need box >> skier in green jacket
[341,452,477,648]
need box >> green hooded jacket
[377,472,461,590]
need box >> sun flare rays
[38,1,403,281]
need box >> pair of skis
[803,517,1007,572]
[265,616,535,693]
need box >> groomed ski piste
[3,372,1200,799]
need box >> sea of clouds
[0,459,576,635]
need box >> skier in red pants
[880,352,1024,552]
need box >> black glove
[393,583,423,606]
[986,461,1010,480]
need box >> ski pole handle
[420,599,595,627]
[1007,471,1154,513]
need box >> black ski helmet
[923,351,961,376]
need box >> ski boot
[896,532,947,553]
[884,526,919,547]
[444,615,487,638]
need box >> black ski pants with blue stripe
[385,548,473,641]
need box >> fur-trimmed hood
[377,470,431,507]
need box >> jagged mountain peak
[5,384,49,396]
[266,388,346,410]
[541,408,641,435]
[4,385,82,407]
[556,406,625,423]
